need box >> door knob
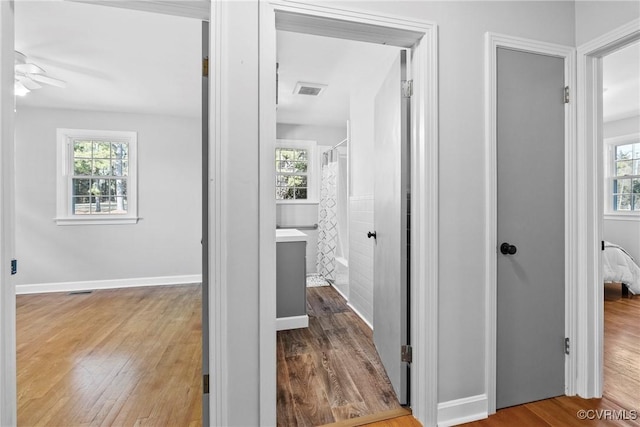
[500,242,517,255]
[367,231,377,239]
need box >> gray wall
[575,1,640,46]
[221,1,638,423]
[14,107,201,285]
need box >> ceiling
[277,30,399,127]
[15,1,201,118]
[603,40,640,123]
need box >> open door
[372,49,410,405]
[201,20,210,426]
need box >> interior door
[373,50,409,405]
[496,47,565,409]
[201,20,210,425]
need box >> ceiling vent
[293,82,327,96]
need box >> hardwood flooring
[17,285,202,427]
[460,283,640,427]
[277,286,403,426]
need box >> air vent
[293,82,327,96]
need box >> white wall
[14,107,201,285]
[604,116,640,139]
[575,0,640,46]
[276,123,346,273]
[603,115,640,261]
[221,1,638,423]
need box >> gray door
[373,50,409,405]
[496,47,565,409]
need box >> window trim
[604,132,640,220]
[275,139,318,204]
[56,128,139,225]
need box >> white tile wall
[348,195,374,326]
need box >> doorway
[485,33,575,413]
[598,40,640,411]
[274,29,408,424]
[13,2,206,424]
[259,3,439,425]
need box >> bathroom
[275,30,400,328]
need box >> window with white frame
[275,139,317,203]
[56,129,138,225]
[605,135,640,214]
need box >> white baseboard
[16,274,202,295]
[437,394,488,427]
[347,302,373,330]
[330,282,349,301]
[276,315,309,331]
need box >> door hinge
[602,240,605,251]
[565,337,570,355]
[564,86,570,104]
[402,80,413,98]
[401,345,412,363]
[203,374,209,394]
[202,57,209,77]
[10,259,17,275]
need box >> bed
[603,241,640,296]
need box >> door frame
[484,33,576,415]
[0,1,16,425]
[575,18,640,399]
[0,1,217,425]
[258,2,439,425]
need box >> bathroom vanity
[276,229,308,330]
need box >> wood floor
[277,286,403,426]
[17,285,202,427]
[460,282,640,427]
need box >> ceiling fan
[15,51,67,96]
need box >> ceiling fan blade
[17,76,42,90]
[29,73,67,88]
[16,63,45,74]
[14,81,30,97]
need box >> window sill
[276,200,319,205]
[55,216,140,226]
[604,213,640,222]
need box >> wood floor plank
[278,285,402,426]
[17,285,202,427]
[460,284,640,426]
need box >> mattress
[603,241,640,295]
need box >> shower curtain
[316,156,339,282]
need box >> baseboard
[437,394,488,427]
[16,274,202,295]
[276,315,309,331]
[347,302,373,330]
[330,282,349,301]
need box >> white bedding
[603,241,640,295]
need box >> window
[605,134,640,215]
[56,129,138,225]
[275,139,317,203]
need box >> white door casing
[0,1,17,425]
[485,33,576,414]
[575,18,640,399]
[259,2,439,425]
